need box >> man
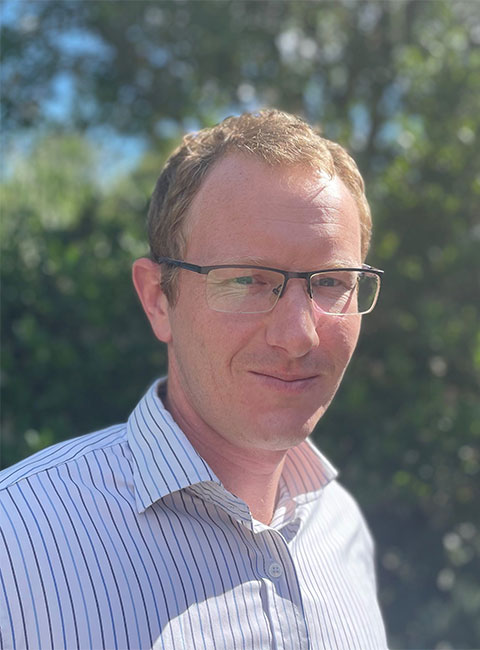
[0,110,388,649]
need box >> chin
[245,407,326,450]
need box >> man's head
[147,109,372,305]
[133,109,376,452]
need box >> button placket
[260,532,310,650]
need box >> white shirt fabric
[0,380,388,650]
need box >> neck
[201,444,286,525]
[164,393,287,526]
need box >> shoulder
[0,423,128,493]
[326,478,367,512]
[320,479,375,550]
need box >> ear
[132,258,173,343]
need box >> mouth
[249,371,319,392]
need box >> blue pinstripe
[0,528,21,647]
[96,450,159,643]
[65,460,121,649]
[17,481,69,649]
[198,496,270,647]
[43,470,95,649]
[0,379,388,650]
[83,454,144,649]
[1,499,42,649]
[160,498,212,648]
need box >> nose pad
[273,276,312,302]
[276,277,315,310]
[305,278,313,300]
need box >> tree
[1,135,167,465]
[2,1,479,647]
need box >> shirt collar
[128,378,338,514]
[282,438,338,504]
[127,379,219,513]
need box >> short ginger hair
[147,109,372,303]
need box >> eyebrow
[318,257,362,268]
[213,257,363,269]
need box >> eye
[311,272,358,291]
[231,273,271,287]
[232,275,255,285]
[312,276,342,288]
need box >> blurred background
[1,1,479,648]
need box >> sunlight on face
[164,155,362,452]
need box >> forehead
[184,154,361,267]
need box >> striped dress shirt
[0,380,388,650]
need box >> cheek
[172,303,246,378]
[328,316,361,366]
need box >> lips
[254,372,317,382]
[249,371,320,392]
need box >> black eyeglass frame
[156,256,384,311]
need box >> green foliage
[2,1,479,648]
[1,135,168,465]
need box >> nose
[265,279,321,358]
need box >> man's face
[162,154,362,452]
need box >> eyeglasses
[157,257,384,315]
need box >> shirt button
[267,562,283,579]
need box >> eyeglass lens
[205,268,379,315]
